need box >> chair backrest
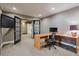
[49,33,56,41]
[45,33,56,43]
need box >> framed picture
[70,25,78,30]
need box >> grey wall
[41,6,79,33]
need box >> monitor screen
[1,14,14,28]
[49,27,57,32]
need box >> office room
[1,2,79,57]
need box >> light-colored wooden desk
[34,32,52,48]
[34,32,79,53]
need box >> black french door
[14,16,21,44]
[32,20,40,38]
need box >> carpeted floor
[1,34,79,56]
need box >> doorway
[21,20,32,38]
[27,22,32,34]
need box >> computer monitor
[49,27,57,32]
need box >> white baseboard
[0,41,14,48]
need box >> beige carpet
[1,34,79,56]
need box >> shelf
[61,41,76,48]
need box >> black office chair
[45,33,56,50]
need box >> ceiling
[0,3,79,18]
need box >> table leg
[56,36,62,46]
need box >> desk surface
[56,33,78,39]
[35,32,78,39]
[35,32,52,37]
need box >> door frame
[32,20,40,38]
[14,16,21,44]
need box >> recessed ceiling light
[22,22,25,25]
[51,8,55,10]
[13,7,16,10]
[38,14,42,17]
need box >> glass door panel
[14,16,21,44]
